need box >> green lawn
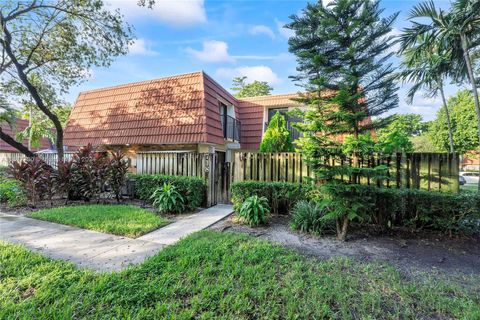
[1,231,479,319]
[28,205,169,238]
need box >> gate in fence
[136,152,231,206]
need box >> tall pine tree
[287,0,399,240]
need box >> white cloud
[410,95,442,108]
[392,91,442,121]
[232,52,293,61]
[275,19,294,39]
[215,66,281,84]
[128,39,157,56]
[249,25,275,39]
[185,40,235,63]
[322,0,335,6]
[107,0,207,27]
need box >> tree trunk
[28,104,32,150]
[351,126,360,184]
[438,82,455,154]
[336,215,349,241]
[460,33,480,192]
[0,21,64,165]
[0,127,35,157]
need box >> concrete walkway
[0,204,232,272]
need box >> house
[461,153,480,171]
[0,119,53,165]
[64,71,304,169]
[0,119,52,166]
[0,119,52,153]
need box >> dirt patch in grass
[210,215,480,279]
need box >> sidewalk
[0,204,233,272]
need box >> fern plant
[238,195,269,226]
[150,183,185,214]
[289,200,331,235]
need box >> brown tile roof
[65,72,215,147]
[0,119,51,152]
[64,71,309,150]
[238,93,301,106]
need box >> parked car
[459,175,466,186]
[459,171,480,184]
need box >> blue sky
[67,0,461,121]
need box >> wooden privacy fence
[136,152,208,177]
[136,152,229,206]
[232,152,460,192]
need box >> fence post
[204,152,216,207]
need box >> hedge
[362,186,480,235]
[231,180,480,235]
[129,174,206,211]
[231,181,313,214]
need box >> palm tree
[398,35,455,154]
[401,0,480,191]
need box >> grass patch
[1,231,479,319]
[28,204,168,238]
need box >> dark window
[219,102,241,142]
[219,102,227,136]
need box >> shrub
[151,183,185,214]
[0,178,19,202]
[0,165,9,178]
[259,112,294,152]
[56,159,73,203]
[107,150,129,202]
[0,178,25,207]
[7,145,131,206]
[288,184,480,238]
[8,157,53,207]
[70,144,109,201]
[318,182,373,241]
[289,200,332,235]
[131,174,205,211]
[231,181,313,214]
[361,186,480,235]
[238,195,269,226]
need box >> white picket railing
[0,152,75,168]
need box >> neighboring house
[461,153,480,171]
[0,119,52,165]
[0,119,52,152]
[64,71,305,170]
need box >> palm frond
[408,0,439,20]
